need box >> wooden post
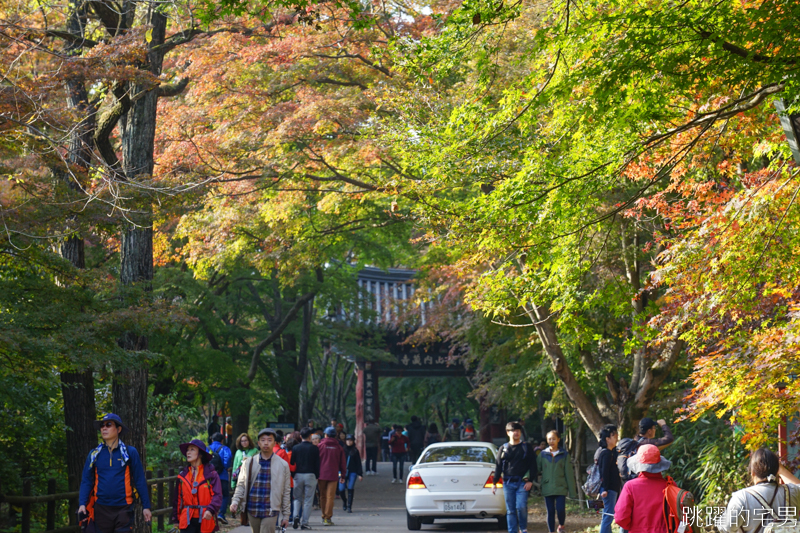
[22,479,31,533]
[157,469,164,531]
[145,471,153,504]
[168,469,175,526]
[47,478,56,531]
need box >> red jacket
[614,472,668,533]
[318,437,346,481]
[389,433,409,454]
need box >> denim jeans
[218,482,230,518]
[600,489,618,533]
[338,472,358,491]
[545,495,566,532]
[503,480,529,533]
[391,452,405,479]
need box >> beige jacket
[231,452,291,520]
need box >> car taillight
[407,472,427,489]
[485,472,501,488]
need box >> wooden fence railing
[0,469,178,533]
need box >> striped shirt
[247,457,272,518]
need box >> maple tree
[381,0,800,437]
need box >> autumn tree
[380,0,800,436]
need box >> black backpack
[616,437,640,481]
[209,449,225,474]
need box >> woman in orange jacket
[171,439,223,533]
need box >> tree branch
[157,77,190,98]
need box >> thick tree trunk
[61,371,96,523]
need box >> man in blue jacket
[78,413,151,533]
[209,432,233,524]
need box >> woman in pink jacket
[614,444,671,533]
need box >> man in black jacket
[492,422,537,533]
[290,427,321,530]
[406,416,426,463]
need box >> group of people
[361,416,478,482]
[77,414,365,533]
[490,418,677,533]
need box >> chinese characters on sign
[364,370,376,423]
[399,354,451,366]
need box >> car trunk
[413,463,494,493]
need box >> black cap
[638,417,658,433]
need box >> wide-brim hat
[179,439,212,461]
[93,413,128,437]
[628,444,671,474]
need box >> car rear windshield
[419,446,496,463]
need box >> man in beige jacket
[231,428,291,533]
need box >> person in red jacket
[388,424,410,484]
[317,427,346,526]
[614,444,671,533]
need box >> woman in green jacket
[230,433,257,490]
[537,430,576,533]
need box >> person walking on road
[230,428,291,533]
[380,427,391,462]
[424,424,441,447]
[492,421,537,533]
[461,419,476,441]
[317,427,346,526]
[232,433,258,493]
[406,416,426,463]
[443,418,461,442]
[78,413,152,533]
[389,424,410,484]
[290,427,320,530]
[171,439,223,533]
[595,425,621,533]
[613,444,672,533]
[207,415,220,445]
[362,422,382,475]
[538,430,576,533]
[209,433,233,524]
[339,435,363,513]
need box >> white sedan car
[405,441,507,530]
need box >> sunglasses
[100,421,117,429]
[191,481,199,495]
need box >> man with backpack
[209,432,233,524]
[78,413,152,533]
[492,421,537,533]
[614,444,675,533]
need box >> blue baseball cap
[93,413,128,437]
[324,427,337,437]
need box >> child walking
[537,430,576,533]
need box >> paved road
[230,461,504,533]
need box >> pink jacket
[318,437,346,481]
[615,472,668,533]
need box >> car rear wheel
[407,512,422,531]
[497,515,508,530]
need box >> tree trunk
[61,371,96,523]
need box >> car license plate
[443,501,466,512]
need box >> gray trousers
[292,473,318,526]
[248,513,277,533]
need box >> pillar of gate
[356,362,379,457]
[479,397,506,446]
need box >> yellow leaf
[145,29,153,43]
